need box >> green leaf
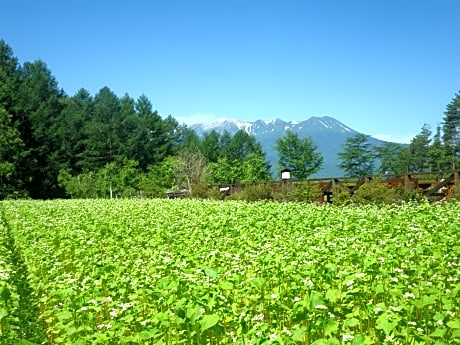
[447,320,460,329]
[219,281,234,290]
[376,315,397,336]
[325,288,340,303]
[345,317,360,328]
[199,314,219,331]
[186,305,201,324]
[138,329,158,340]
[430,328,446,337]
[291,326,306,342]
[323,319,339,337]
[204,267,218,279]
[0,308,8,321]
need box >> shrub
[228,184,273,202]
[352,177,402,205]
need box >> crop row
[1,199,460,344]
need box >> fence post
[404,174,412,190]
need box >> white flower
[345,279,354,287]
[390,277,399,283]
[374,307,383,314]
[269,332,278,343]
[342,334,354,342]
[303,279,314,287]
[416,327,424,333]
[426,281,433,286]
[403,292,415,299]
[251,313,264,321]
[354,272,365,279]
[408,321,416,326]
[315,304,327,310]
[436,319,444,326]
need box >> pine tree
[442,91,460,169]
[338,134,375,177]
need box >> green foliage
[59,159,142,198]
[375,142,407,175]
[331,183,353,206]
[442,90,460,168]
[227,184,273,201]
[272,181,322,202]
[408,124,432,173]
[352,177,402,205]
[0,108,28,199]
[2,200,460,344]
[338,134,375,177]
[275,130,323,179]
[190,183,221,199]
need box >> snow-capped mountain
[191,116,384,177]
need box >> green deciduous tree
[275,130,323,179]
[338,134,375,177]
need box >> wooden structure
[218,171,460,203]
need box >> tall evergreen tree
[55,88,93,175]
[0,107,27,198]
[338,134,375,177]
[0,40,21,116]
[176,127,202,153]
[17,60,65,198]
[375,142,407,175]
[442,91,460,169]
[429,125,449,173]
[408,124,432,173]
[228,130,265,162]
[79,87,122,170]
[201,130,221,163]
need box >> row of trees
[0,38,274,198]
[336,122,458,178]
[1,38,460,199]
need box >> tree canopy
[338,134,375,177]
[275,130,323,179]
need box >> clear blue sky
[2,0,459,143]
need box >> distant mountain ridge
[191,116,385,177]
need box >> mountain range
[191,116,386,177]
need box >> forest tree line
[1,39,460,199]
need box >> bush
[191,183,222,200]
[331,184,353,206]
[228,184,273,202]
[352,179,402,205]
